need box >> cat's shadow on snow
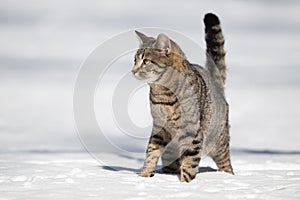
[100,153,217,174]
[99,154,218,174]
[100,148,300,174]
[100,165,217,174]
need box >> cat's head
[131,31,185,82]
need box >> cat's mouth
[132,72,145,79]
[132,72,157,82]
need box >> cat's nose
[131,65,139,74]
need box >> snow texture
[0,152,299,199]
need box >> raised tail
[204,13,227,88]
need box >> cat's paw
[139,170,155,177]
[218,168,234,175]
[180,174,194,183]
[180,173,191,183]
[180,170,196,183]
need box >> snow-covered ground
[0,151,299,199]
[0,0,300,199]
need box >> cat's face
[131,31,172,82]
[132,47,169,81]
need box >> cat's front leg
[179,133,203,182]
[139,129,167,177]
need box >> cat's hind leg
[210,128,234,174]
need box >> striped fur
[132,13,233,182]
[204,13,227,89]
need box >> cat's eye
[143,59,151,65]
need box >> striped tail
[204,13,227,88]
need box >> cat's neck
[150,58,194,94]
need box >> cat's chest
[149,94,178,117]
[150,100,181,135]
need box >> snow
[0,0,300,199]
[0,152,299,199]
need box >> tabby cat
[131,13,234,182]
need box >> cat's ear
[135,31,150,45]
[154,33,171,55]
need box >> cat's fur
[131,13,233,182]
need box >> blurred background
[0,0,299,152]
